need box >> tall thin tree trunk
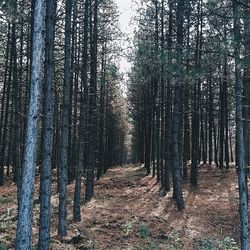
[73,0,89,221]
[85,0,98,201]
[219,70,224,169]
[0,23,11,186]
[208,69,213,165]
[15,0,45,247]
[160,0,166,194]
[243,0,250,169]
[233,0,249,248]
[38,0,56,248]
[183,4,191,179]
[11,0,21,192]
[213,116,219,167]
[223,59,230,170]
[97,43,106,180]
[172,0,185,211]
[191,0,202,187]
[68,1,78,183]
[58,0,73,236]
[164,0,173,192]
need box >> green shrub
[218,237,238,250]
[139,223,149,238]
[123,221,134,235]
[196,237,239,250]
[0,244,8,250]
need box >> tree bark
[15,0,45,247]
[73,0,89,221]
[85,0,98,201]
[233,0,249,248]
[171,0,185,211]
[58,0,73,236]
[38,0,56,248]
[191,0,202,188]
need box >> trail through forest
[0,164,241,249]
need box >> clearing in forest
[0,164,241,249]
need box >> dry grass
[0,164,243,249]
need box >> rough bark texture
[171,0,185,211]
[15,0,45,248]
[85,0,98,201]
[164,0,173,192]
[191,0,202,188]
[58,0,73,236]
[73,0,89,221]
[0,23,11,186]
[233,0,249,249]
[38,0,56,248]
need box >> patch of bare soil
[0,164,243,249]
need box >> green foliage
[122,219,150,237]
[199,239,214,250]
[0,0,17,18]
[167,229,183,250]
[196,237,239,250]
[123,221,158,250]
[138,223,149,238]
[123,221,134,236]
[0,244,8,250]
[0,208,14,229]
[0,196,13,204]
[147,241,158,250]
[218,237,238,250]
[170,229,179,240]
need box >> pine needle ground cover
[0,164,241,249]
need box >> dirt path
[0,164,241,249]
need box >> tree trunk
[73,0,89,221]
[191,0,202,188]
[85,0,98,201]
[11,0,21,196]
[171,0,185,211]
[233,0,249,248]
[15,0,45,247]
[0,22,11,186]
[243,0,250,169]
[58,0,73,236]
[208,69,213,165]
[164,0,173,192]
[97,43,107,180]
[38,0,56,248]
[144,82,152,175]
[160,0,166,194]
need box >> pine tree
[15,0,45,248]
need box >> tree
[164,0,173,191]
[0,22,11,186]
[73,0,89,222]
[15,0,45,248]
[171,0,185,210]
[38,0,56,248]
[85,0,98,202]
[233,0,249,248]
[190,0,203,188]
[58,0,73,236]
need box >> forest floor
[0,164,243,249]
